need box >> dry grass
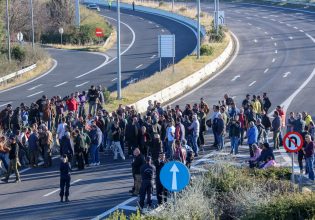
[0,58,54,91]
[105,33,230,112]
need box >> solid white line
[119,205,138,211]
[136,64,143,69]
[43,179,82,197]
[0,102,12,108]
[264,68,269,73]
[54,81,68,87]
[76,15,136,79]
[150,54,156,59]
[27,91,43,98]
[28,84,42,91]
[300,30,304,33]
[272,58,276,63]
[0,59,57,94]
[306,33,315,43]
[75,81,89,87]
[111,78,117,81]
[92,197,137,220]
[283,72,291,78]
[248,81,256,87]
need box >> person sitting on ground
[249,143,262,168]
[262,156,279,169]
[256,143,275,167]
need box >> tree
[0,0,5,51]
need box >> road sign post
[160,161,190,211]
[59,27,64,45]
[158,35,176,74]
[283,132,304,185]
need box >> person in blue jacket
[247,121,258,157]
[60,154,72,202]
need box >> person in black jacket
[73,129,85,170]
[59,154,72,202]
[139,156,156,210]
[60,132,74,164]
[131,148,145,196]
[2,135,20,183]
[261,110,271,144]
[156,153,167,205]
[229,116,241,155]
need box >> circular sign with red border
[283,132,304,153]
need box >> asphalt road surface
[1,2,315,220]
[0,7,196,108]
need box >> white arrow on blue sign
[160,161,190,192]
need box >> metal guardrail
[0,64,37,83]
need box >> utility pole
[6,0,11,62]
[30,0,35,50]
[197,0,200,59]
[75,0,81,27]
[117,0,122,99]
[172,0,174,11]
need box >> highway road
[1,2,315,220]
[0,7,196,108]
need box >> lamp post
[30,0,35,50]
[117,0,122,99]
[6,0,11,62]
[75,0,80,27]
[59,27,64,45]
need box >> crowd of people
[0,85,314,207]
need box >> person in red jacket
[66,94,78,114]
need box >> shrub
[103,87,111,104]
[208,22,226,42]
[243,192,315,220]
[158,1,165,7]
[200,44,214,56]
[179,7,187,12]
[11,45,26,62]
[253,167,291,180]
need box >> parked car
[87,3,100,12]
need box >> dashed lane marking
[27,91,43,98]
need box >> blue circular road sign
[159,161,190,192]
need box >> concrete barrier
[131,34,234,113]
[0,64,37,84]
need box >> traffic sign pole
[291,152,294,184]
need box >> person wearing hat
[59,154,72,202]
[1,135,20,183]
[138,156,156,210]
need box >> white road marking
[136,64,143,69]
[279,21,284,24]
[27,91,43,98]
[294,26,298,29]
[139,17,144,20]
[271,18,276,21]
[248,81,256,87]
[264,68,269,73]
[274,42,277,46]
[275,50,278,54]
[248,23,252,25]
[270,36,274,40]
[245,17,251,19]
[111,78,117,81]
[156,25,159,28]
[75,81,90,87]
[265,31,268,34]
[20,156,59,174]
[76,15,135,79]
[119,205,138,211]
[254,39,258,43]
[149,21,153,24]
[161,29,165,32]
[54,81,68,87]
[28,84,42,91]
[92,197,138,220]
[262,16,268,19]
[231,75,240,81]
[283,72,291,78]
[300,30,304,33]
[237,19,242,22]
[43,179,82,197]
[256,27,261,30]
[289,36,293,40]
[150,54,156,59]
[0,102,12,108]
[306,33,315,43]
[272,58,276,63]
[286,23,291,27]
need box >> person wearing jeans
[89,125,100,166]
[188,114,200,156]
[303,135,315,181]
[165,121,175,159]
[229,116,241,155]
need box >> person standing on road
[111,119,125,160]
[2,135,21,183]
[271,111,281,150]
[59,154,72,203]
[188,114,200,156]
[303,135,315,181]
[131,148,145,196]
[229,116,241,155]
[156,152,167,205]
[139,156,156,210]
[87,86,99,116]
